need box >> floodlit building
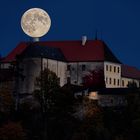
[1,39,140,94]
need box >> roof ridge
[2,40,120,63]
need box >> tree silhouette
[127,80,138,88]
[0,121,26,140]
[34,68,77,140]
[34,68,60,113]
[0,86,14,115]
[83,68,105,89]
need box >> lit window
[106,65,108,71]
[90,92,97,97]
[82,65,86,71]
[89,92,98,100]
[114,66,116,73]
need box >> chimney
[33,37,40,42]
[82,36,87,46]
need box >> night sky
[0,0,140,68]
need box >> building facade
[1,39,140,94]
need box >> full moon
[21,8,51,38]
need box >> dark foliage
[127,80,138,88]
[0,121,26,140]
[83,68,105,89]
[1,68,140,140]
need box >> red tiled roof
[33,40,105,62]
[121,64,140,79]
[2,40,120,63]
[2,42,27,62]
[2,40,140,79]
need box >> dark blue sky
[0,0,140,68]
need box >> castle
[1,37,140,96]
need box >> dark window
[122,80,124,87]
[82,65,86,71]
[81,77,85,84]
[72,67,75,71]
[67,65,70,71]
[114,66,116,72]
[67,77,71,83]
[117,79,120,86]
[106,65,108,71]
[109,78,111,84]
[114,79,116,85]
[110,66,112,72]
[118,67,120,73]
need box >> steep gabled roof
[32,40,105,62]
[103,42,121,63]
[2,42,27,62]
[121,64,140,79]
[32,40,121,63]
[2,40,121,63]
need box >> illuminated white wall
[104,61,121,88]
[8,58,140,94]
[43,59,67,86]
[67,62,104,85]
[20,58,67,94]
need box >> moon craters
[21,8,51,37]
